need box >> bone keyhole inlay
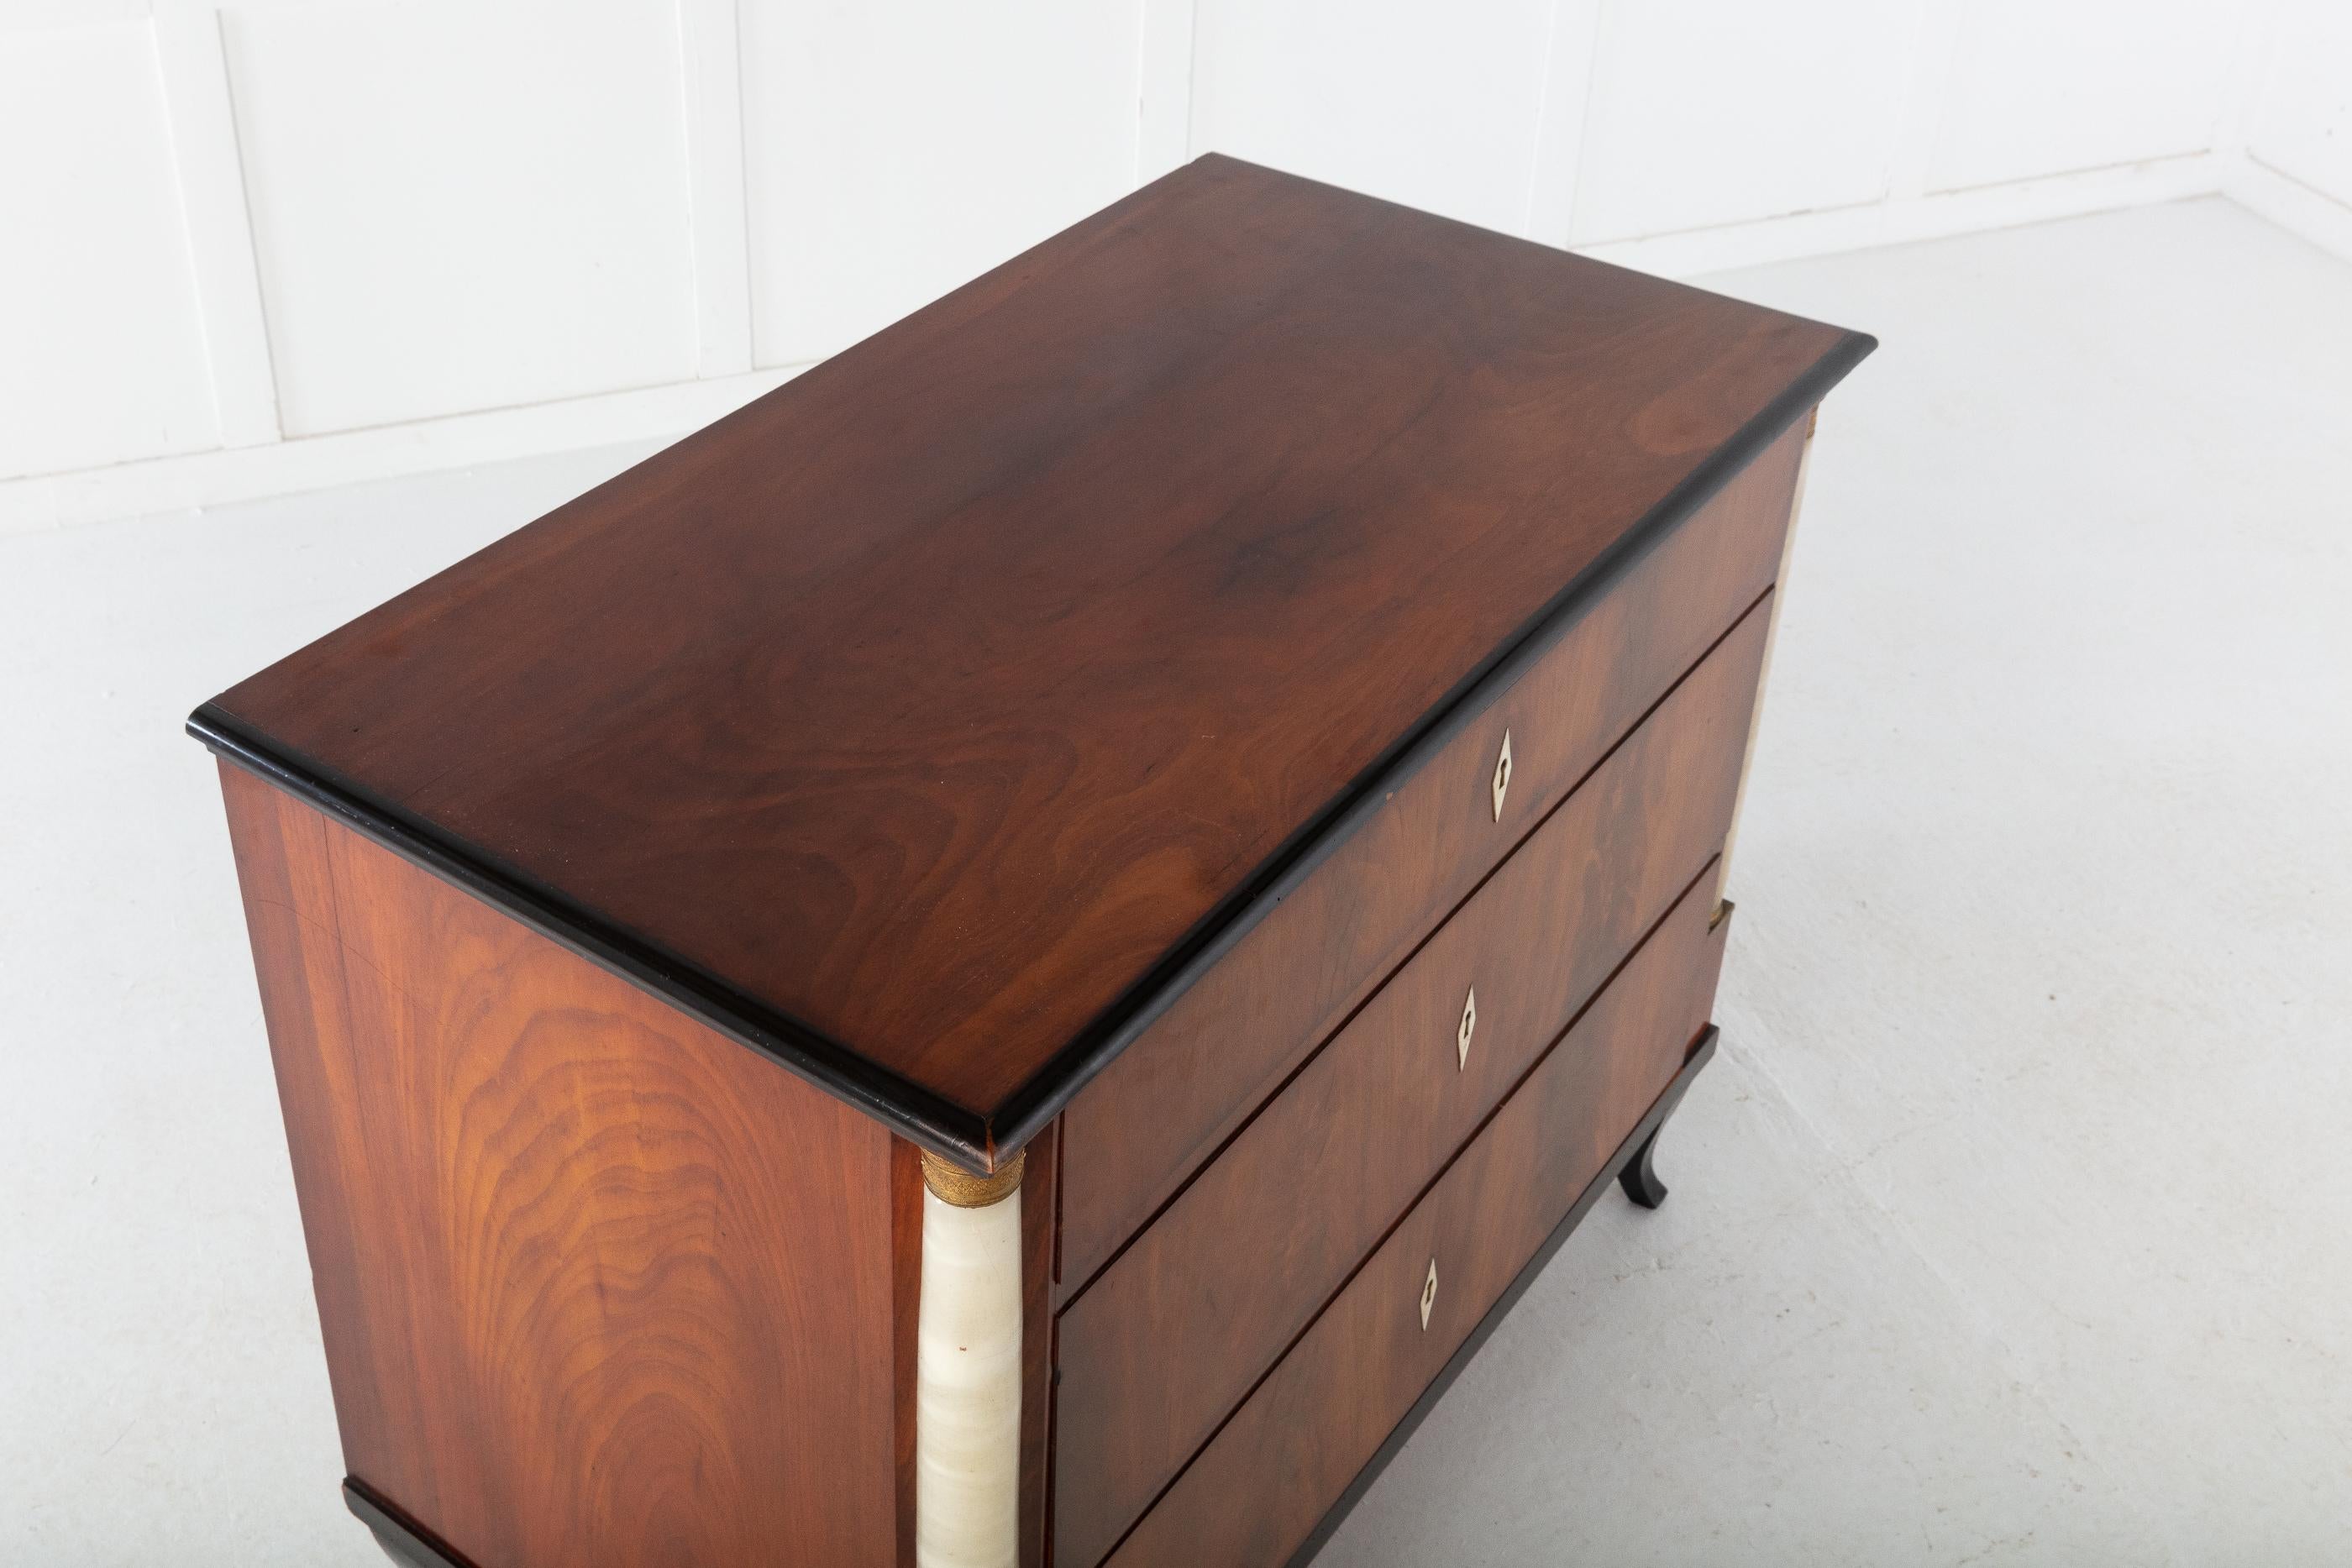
[1491,730,1513,821]
[1457,988,1477,1070]
[1420,1258,1439,1330]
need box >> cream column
[915,1148,1025,1568]
[1715,415,1818,921]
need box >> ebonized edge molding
[187,705,990,1168]
[187,333,1866,1176]
[344,1477,479,1568]
[1283,1024,1724,1568]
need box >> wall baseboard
[0,364,804,538]
[4,151,2342,539]
[1579,152,2227,277]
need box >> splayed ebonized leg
[365,1529,442,1568]
[344,1481,465,1568]
[1617,1124,1670,1209]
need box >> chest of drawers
[194,155,1871,1568]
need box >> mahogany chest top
[191,154,1871,1171]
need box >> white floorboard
[2,196,2345,1565]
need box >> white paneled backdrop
[3,0,2349,531]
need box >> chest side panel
[219,765,900,1568]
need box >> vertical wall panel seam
[153,1,283,451]
[733,1,755,364]
[1180,0,1200,161]
[2213,0,2286,161]
[1518,0,1567,240]
[1136,0,1200,181]
[1885,0,1966,202]
[1131,0,1150,186]
[1524,0,1604,249]
[680,0,754,379]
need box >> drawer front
[1058,422,1805,1299]
[1100,874,1733,1568]
[1052,598,1772,1568]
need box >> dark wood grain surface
[1056,422,1803,1295]
[220,764,900,1568]
[194,155,1868,1163]
[1052,599,1768,1568]
[1100,870,1734,1568]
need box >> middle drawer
[1050,594,1773,1568]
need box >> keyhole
[1420,1258,1439,1330]
[1491,730,1513,821]
[1457,988,1477,1070]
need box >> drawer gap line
[1079,861,1719,1565]
[1054,588,1769,1311]
[1278,1026,1725,1567]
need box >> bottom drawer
[1100,873,1732,1567]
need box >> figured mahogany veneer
[1058,421,1807,1299]
[1104,878,1735,1568]
[195,153,1867,1168]
[1053,600,1771,1567]
[195,153,1872,1568]
[220,764,901,1567]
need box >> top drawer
[1057,421,1807,1298]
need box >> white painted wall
[2,0,2345,531]
[224,0,703,436]
[741,0,1142,365]
[2229,4,2352,261]
[0,21,219,480]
